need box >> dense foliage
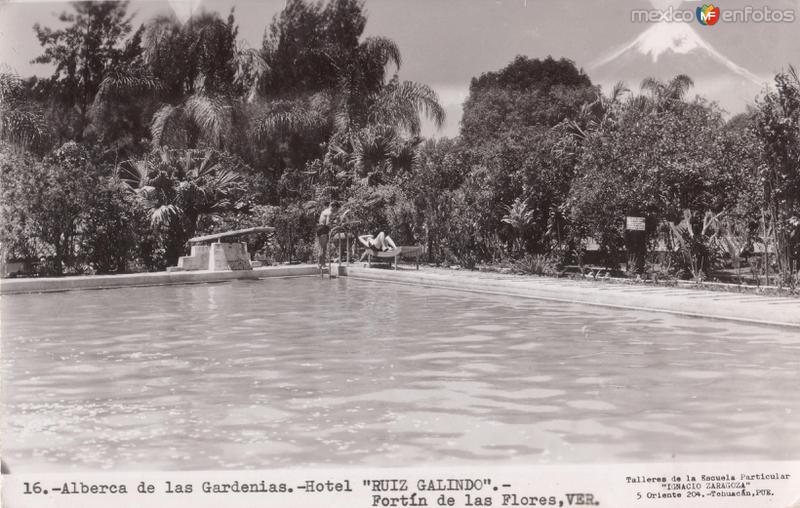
[1,0,798,287]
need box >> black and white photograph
[1,0,799,506]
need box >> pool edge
[343,266,800,330]
[0,265,324,295]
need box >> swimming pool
[2,277,799,471]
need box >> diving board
[189,226,274,244]
[172,226,275,272]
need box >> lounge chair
[361,245,423,270]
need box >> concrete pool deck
[0,265,322,295]
[2,264,798,328]
[344,265,800,329]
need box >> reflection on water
[2,278,799,471]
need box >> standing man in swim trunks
[317,200,340,268]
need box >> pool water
[2,277,799,471]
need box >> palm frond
[0,108,49,149]
[640,74,694,107]
[96,66,160,99]
[640,76,662,96]
[0,69,23,104]
[308,91,334,117]
[151,104,188,148]
[234,45,269,102]
[252,99,323,139]
[608,81,630,104]
[358,36,402,73]
[669,74,694,100]
[207,166,244,191]
[0,69,50,150]
[118,160,150,189]
[143,14,183,66]
[350,125,398,178]
[184,94,234,148]
[788,65,800,88]
[370,80,445,135]
[393,137,422,173]
[135,185,159,201]
[149,203,181,227]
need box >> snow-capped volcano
[590,21,768,113]
[594,22,761,83]
[169,0,202,23]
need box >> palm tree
[328,36,403,131]
[150,94,239,149]
[120,148,246,264]
[563,81,629,142]
[640,74,694,111]
[140,11,267,152]
[142,10,333,157]
[344,125,423,185]
[140,3,444,182]
[0,70,49,152]
[321,35,445,134]
[319,60,444,185]
[349,125,398,181]
[320,36,441,134]
[367,77,445,136]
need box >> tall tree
[457,56,595,255]
[567,81,739,269]
[144,10,243,150]
[259,0,443,171]
[144,10,239,101]
[755,67,800,281]
[32,1,144,141]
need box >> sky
[1,0,799,137]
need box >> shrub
[80,179,144,273]
[0,142,101,275]
[668,209,725,282]
[511,253,560,276]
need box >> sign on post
[625,216,646,231]
[624,216,646,274]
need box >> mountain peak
[592,22,762,84]
[628,22,704,63]
[169,0,202,23]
